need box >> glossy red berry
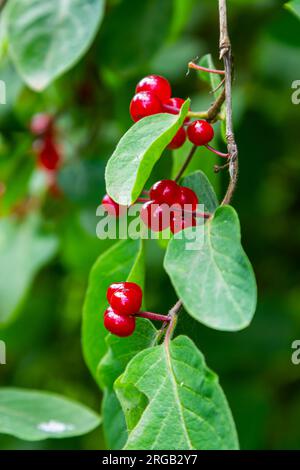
[140,200,171,232]
[170,213,197,234]
[178,187,198,212]
[30,113,53,136]
[102,194,126,217]
[104,307,136,337]
[168,127,186,150]
[136,75,171,102]
[162,97,190,123]
[187,120,214,146]
[107,282,143,315]
[130,91,162,122]
[37,137,61,170]
[107,282,142,304]
[149,179,180,206]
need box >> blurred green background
[0,0,300,450]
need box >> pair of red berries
[141,179,198,234]
[104,282,143,337]
[129,75,214,149]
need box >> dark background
[0,0,300,450]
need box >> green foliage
[164,206,257,331]
[181,170,219,213]
[4,0,105,90]
[0,388,100,441]
[0,0,298,452]
[105,100,190,205]
[115,336,239,450]
[0,214,58,323]
[99,0,173,75]
[99,320,157,449]
[285,1,300,18]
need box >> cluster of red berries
[30,113,62,196]
[129,74,215,149]
[101,180,199,234]
[104,282,143,337]
[141,179,198,234]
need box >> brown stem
[219,0,238,205]
[206,88,226,122]
[164,300,182,345]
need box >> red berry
[30,113,53,136]
[149,180,180,206]
[178,187,198,212]
[104,307,136,337]
[109,287,143,315]
[136,75,172,102]
[102,194,126,217]
[37,137,61,170]
[106,282,142,303]
[170,213,197,234]
[109,284,142,316]
[162,97,190,123]
[168,127,186,150]
[187,120,214,146]
[140,200,171,232]
[130,91,162,122]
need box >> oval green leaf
[115,335,239,450]
[0,388,100,441]
[164,206,257,331]
[105,100,190,206]
[4,0,105,91]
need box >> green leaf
[99,0,173,75]
[285,1,300,19]
[0,215,58,324]
[164,206,257,331]
[105,100,190,206]
[115,335,239,450]
[4,0,105,91]
[82,239,145,384]
[181,170,219,213]
[99,319,157,449]
[197,54,223,99]
[0,388,100,441]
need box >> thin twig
[205,144,229,158]
[207,88,225,122]
[188,89,225,122]
[136,311,171,323]
[214,162,230,173]
[188,61,225,75]
[164,300,182,345]
[219,0,238,205]
[210,77,225,95]
[174,145,197,183]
